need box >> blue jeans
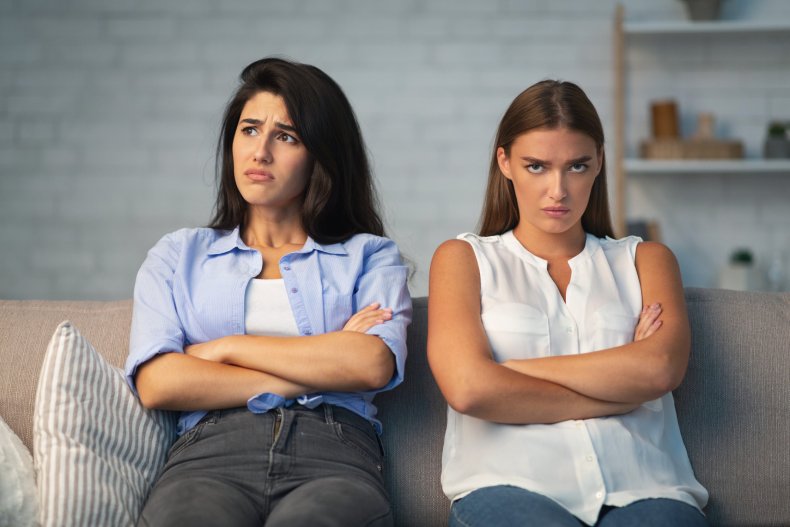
[450,485,707,527]
[137,404,393,527]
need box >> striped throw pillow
[34,321,177,527]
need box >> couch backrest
[674,288,790,526]
[2,289,789,526]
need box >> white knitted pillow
[0,415,39,527]
[33,322,177,527]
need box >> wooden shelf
[624,159,790,175]
[623,20,790,35]
[611,4,790,236]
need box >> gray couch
[1,288,788,526]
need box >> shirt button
[586,455,594,462]
[595,491,603,499]
[282,265,291,271]
[290,287,298,293]
[575,422,583,429]
[304,330,312,335]
[565,326,574,334]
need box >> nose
[547,170,567,201]
[253,137,272,163]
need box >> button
[595,491,603,499]
[282,265,291,271]
[290,288,298,293]
[565,326,574,334]
[586,455,594,462]
[575,422,583,429]
[304,330,312,335]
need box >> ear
[497,147,512,180]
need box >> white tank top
[441,231,708,525]
[244,279,300,337]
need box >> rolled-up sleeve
[355,237,412,393]
[125,232,186,396]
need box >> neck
[243,206,307,249]
[512,223,587,261]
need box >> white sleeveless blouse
[441,231,708,525]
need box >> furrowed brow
[275,121,297,133]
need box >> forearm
[214,332,395,391]
[441,357,639,424]
[135,352,311,411]
[504,338,686,404]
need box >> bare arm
[186,304,395,392]
[136,304,393,410]
[427,240,639,424]
[501,242,691,404]
[135,352,311,410]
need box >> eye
[276,132,298,144]
[240,126,258,137]
[569,163,588,173]
[525,163,544,174]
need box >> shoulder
[431,238,479,279]
[635,241,680,272]
[152,227,217,249]
[145,227,225,266]
[342,233,401,259]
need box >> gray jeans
[137,404,393,527]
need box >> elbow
[134,362,172,410]
[440,373,489,417]
[359,339,396,390]
[649,351,689,397]
[136,383,168,410]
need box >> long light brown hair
[478,80,614,238]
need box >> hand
[634,303,662,341]
[342,302,392,333]
[184,338,228,363]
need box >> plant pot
[718,263,765,291]
[764,137,790,159]
[680,0,721,21]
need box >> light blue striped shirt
[125,226,412,435]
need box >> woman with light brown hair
[428,80,708,526]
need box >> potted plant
[718,248,766,291]
[764,121,790,159]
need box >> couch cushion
[676,288,790,526]
[377,297,450,526]
[0,299,132,452]
[34,321,177,527]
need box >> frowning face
[497,126,602,236]
[233,91,313,215]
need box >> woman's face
[232,91,313,215]
[497,126,601,236]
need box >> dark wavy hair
[478,80,614,238]
[208,57,384,243]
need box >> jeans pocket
[166,411,217,459]
[334,421,384,470]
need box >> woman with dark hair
[125,57,411,526]
[428,80,708,526]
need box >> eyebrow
[520,155,593,165]
[240,118,297,133]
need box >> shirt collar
[206,226,348,256]
[502,230,600,268]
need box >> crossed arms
[427,239,691,425]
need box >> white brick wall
[1,0,789,300]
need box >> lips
[542,207,569,217]
[244,168,274,182]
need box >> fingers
[342,303,393,332]
[634,303,662,341]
